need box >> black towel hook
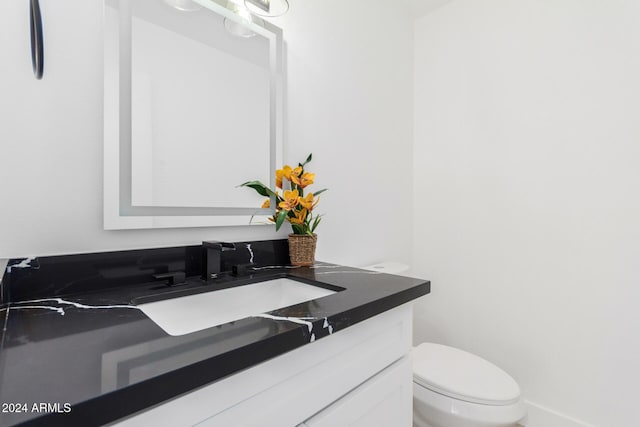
[30,0,44,79]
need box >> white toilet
[412,343,527,427]
[361,262,527,427]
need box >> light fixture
[164,0,202,12]
[244,0,289,17]
[224,1,265,38]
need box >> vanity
[0,240,430,426]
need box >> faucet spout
[202,241,236,281]
[203,241,236,252]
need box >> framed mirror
[104,0,283,229]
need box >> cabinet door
[301,355,412,427]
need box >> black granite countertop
[0,240,429,426]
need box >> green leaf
[311,215,322,232]
[299,153,313,168]
[275,209,288,231]
[239,180,277,198]
[291,224,303,235]
[313,188,328,197]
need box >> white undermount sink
[138,278,336,336]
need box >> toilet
[412,343,527,427]
[361,263,527,427]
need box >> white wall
[407,0,453,18]
[0,0,414,266]
[412,1,640,426]
[274,0,414,267]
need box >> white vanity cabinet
[299,356,413,427]
[112,303,414,427]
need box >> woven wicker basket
[288,233,317,266]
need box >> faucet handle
[153,271,186,287]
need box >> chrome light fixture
[224,1,265,38]
[166,0,273,38]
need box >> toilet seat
[412,343,521,406]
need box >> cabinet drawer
[300,355,412,427]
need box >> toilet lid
[412,343,521,406]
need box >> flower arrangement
[240,153,327,236]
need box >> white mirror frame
[104,0,283,229]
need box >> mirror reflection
[131,0,270,208]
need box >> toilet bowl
[412,343,527,427]
[360,262,526,426]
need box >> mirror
[104,0,283,229]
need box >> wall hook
[30,0,44,79]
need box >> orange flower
[289,208,307,225]
[298,193,318,210]
[291,172,315,188]
[278,190,299,210]
[240,153,325,235]
[275,166,292,189]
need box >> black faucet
[152,271,186,287]
[202,241,236,281]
